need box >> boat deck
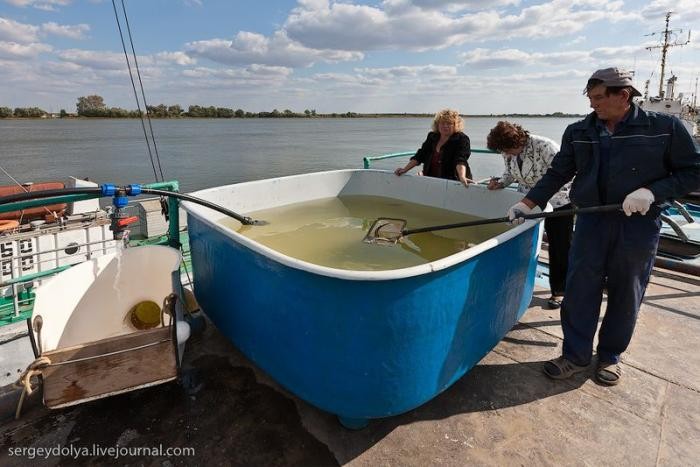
[1,266,698,466]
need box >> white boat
[637,12,699,140]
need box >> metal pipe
[362,148,497,169]
[654,256,700,276]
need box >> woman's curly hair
[431,109,464,133]
[486,121,529,152]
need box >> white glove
[507,201,532,225]
[622,188,654,216]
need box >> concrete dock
[1,265,698,466]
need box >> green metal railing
[363,148,497,169]
[0,180,182,326]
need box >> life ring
[0,220,19,232]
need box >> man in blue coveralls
[507,67,700,385]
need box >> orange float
[0,219,20,232]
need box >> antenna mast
[645,12,691,98]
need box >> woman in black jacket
[394,109,473,186]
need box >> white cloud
[182,64,292,79]
[41,22,90,39]
[641,1,700,23]
[498,69,590,82]
[459,45,644,69]
[0,41,51,59]
[460,48,532,68]
[184,30,363,68]
[356,64,458,79]
[308,65,462,92]
[40,59,83,75]
[383,0,520,13]
[5,0,72,11]
[0,17,40,43]
[155,51,196,66]
[179,64,293,89]
[57,49,127,70]
[284,0,627,52]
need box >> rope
[14,356,51,419]
[120,0,165,182]
[111,0,160,183]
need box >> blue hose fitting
[113,195,128,209]
[127,184,142,196]
[101,184,116,197]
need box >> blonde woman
[394,109,473,186]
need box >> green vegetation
[0,106,48,118]
[0,95,585,119]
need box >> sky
[1,0,699,114]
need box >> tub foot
[338,416,368,430]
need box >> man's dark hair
[585,79,635,103]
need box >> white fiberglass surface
[33,245,181,351]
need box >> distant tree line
[0,106,48,118]
[74,95,325,119]
[0,95,585,119]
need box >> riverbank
[0,112,585,120]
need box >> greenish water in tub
[219,195,510,271]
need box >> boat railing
[362,148,498,170]
[0,180,184,327]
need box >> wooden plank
[42,328,177,408]
[43,326,171,364]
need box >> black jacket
[411,131,472,180]
[527,104,700,211]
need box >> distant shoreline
[1,113,585,120]
[2,96,586,120]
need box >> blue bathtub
[183,170,544,428]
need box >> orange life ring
[0,220,20,232]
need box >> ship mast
[645,12,691,98]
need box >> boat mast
[645,12,691,98]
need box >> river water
[0,117,579,192]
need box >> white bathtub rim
[182,169,550,281]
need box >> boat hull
[184,170,543,426]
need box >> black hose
[0,186,265,226]
[139,188,265,225]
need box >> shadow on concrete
[0,335,588,467]
[322,358,588,464]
